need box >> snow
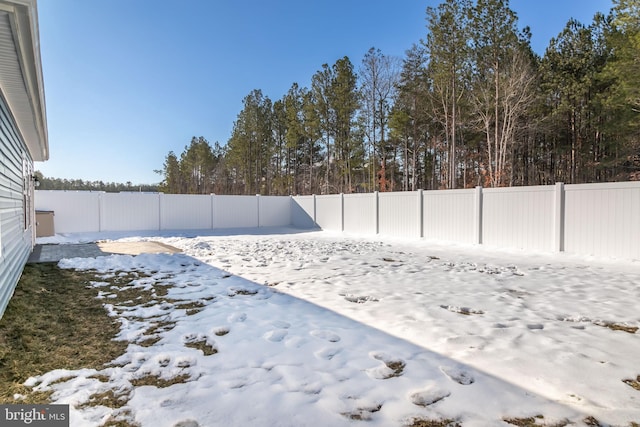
[29,228,640,426]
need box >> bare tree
[423,0,471,189]
[360,47,400,191]
[472,50,536,187]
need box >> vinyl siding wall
[0,92,34,317]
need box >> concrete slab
[28,241,181,263]
[97,241,181,256]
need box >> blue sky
[36,0,614,185]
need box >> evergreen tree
[158,151,182,193]
[393,44,431,190]
[424,0,472,189]
[331,56,362,193]
[226,90,274,194]
[311,63,335,194]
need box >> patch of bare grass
[383,360,405,378]
[175,300,208,316]
[599,322,638,334]
[214,327,230,336]
[89,374,111,383]
[0,263,128,403]
[229,288,258,296]
[79,387,132,409]
[623,375,640,391]
[503,415,569,427]
[137,336,162,347]
[100,409,140,427]
[341,403,382,421]
[143,320,176,337]
[130,373,191,388]
[406,418,461,427]
[440,305,484,315]
[583,416,605,426]
[184,338,217,356]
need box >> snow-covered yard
[31,229,640,426]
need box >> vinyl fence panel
[160,194,213,230]
[34,190,101,233]
[315,194,343,231]
[378,191,420,238]
[564,182,640,260]
[259,196,291,227]
[291,195,316,228]
[343,193,377,235]
[212,195,259,228]
[423,188,476,244]
[101,193,160,231]
[482,186,556,252]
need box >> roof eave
[0,0,48,161]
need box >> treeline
[158,0,640,195]
[34,171,159,192]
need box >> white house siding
[0,0,47,319]
[0,92,34,317]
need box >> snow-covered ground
[31,228,640,426]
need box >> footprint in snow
[173,420,199,427]
[440,366,475,385]
[227,312,247,323]
[310,330,341,342]
[175,357,195,368]
[410,385,451,407]
[344,294,379,304]
[366,352,406,379]
[264,329,288,342]
[441,305,484,315]
[212,326,230,336]
[315,347,341,360]
[284,336,307,349]
[271,320,291,329]
[341,403,382,421]
[527,323,544,330]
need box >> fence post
[256,194,261,228]
[474,186,483,245]
[288,195,293,227]
[312,194,317,228]
[374,191,379,235]
[158,193,164,231]
[340,193,344,232]
[98,192,105,232]
[417,189,423,238]
[210,194,216,229]
[554,182,565,252]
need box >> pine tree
[423,0,472,189]
[158,151,182,193]
[331,56,361,193]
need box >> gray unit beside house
[0,0,48,318]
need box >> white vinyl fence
[35,191,294,233]
[36,181,640,260]
[293,181,640,260]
